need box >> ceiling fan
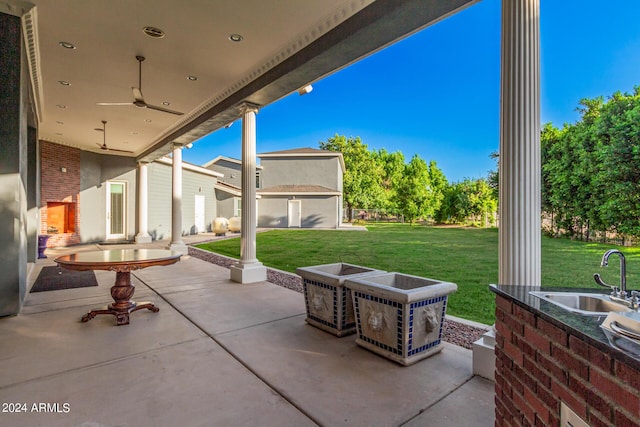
[96,120,134,154]
[97,55,184,116]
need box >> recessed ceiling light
[143,26,165,38]
[55,133,63,136]
[132,132,139,135]
[187,75,198,81]
[162,101,171,106]
[56,104,66,109]
[229,34,243,42]
[144,119,152,123]
[58,41,76,49]
[58,80,71,86]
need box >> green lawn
[195,223,640,325]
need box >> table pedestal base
[81,302,160,325]
[80,271,159,326]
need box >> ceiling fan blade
[105,147,134,154]
[97,102,134,106]
[132,87,144,102]
[145,103,184,116]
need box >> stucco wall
[79,151,137,242]
[0,12,29,316]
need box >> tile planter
[296,263,385,337]
[345,272,457,366]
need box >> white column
[168,143,188,254]
[498,0,541,286]
[135,162,152,243]
[230,103,267,283]
[473,0,541,381]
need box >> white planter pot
[345,272,457,365]
[296,263,385,337]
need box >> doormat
[30,266,98,293]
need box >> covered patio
[0,236,493,426]
[2,0,553,424]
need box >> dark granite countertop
[490,284,640,370]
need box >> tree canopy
[320,134,495,225]
[542,87,640,240]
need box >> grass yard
[195,223,640,325]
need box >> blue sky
[183,0,640,183]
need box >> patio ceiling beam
[136,0,479,163]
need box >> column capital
[137,160,150,166]
[238,102,260,115]
[172,142,185,149]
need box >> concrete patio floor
[0,236,494,427]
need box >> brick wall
[494,294,640,427]
[40,141,81,247]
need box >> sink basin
[529,291,634,316]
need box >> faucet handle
[594,273,619,295]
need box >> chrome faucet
[594,249,627,297]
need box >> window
[256,171,261,189]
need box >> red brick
[495,319,513,343]
[496,295,513,315]
[514,334,536,358]
[524,355,551,389]
[524,324,550,354]
[568,335,589,360]
[552,343,589,380]
[514,361,537,394]
[588,410,614,427]
[537,351,567,385]
[504,339,524,367]
[614,408,640,427]
[590,368,639,416]
[537,317,568,345]
[550,379,587,420]
[513,303,535,325]
[570,375,612,421]
[589,343,613,373]
[504,312,525,336]
[524,387,550,425]
[614,360,640,390]
[513,389,533,424]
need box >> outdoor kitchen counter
[490,284,640,371]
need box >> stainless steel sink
[529,291,634,316]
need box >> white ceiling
[6,0,478,161]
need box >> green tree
[394,155,433,224]
[374,148,405,214]
[435,179,497,226]
[319,135,384,220]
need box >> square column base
[230,262,267,284]
[135,234,152,244]
[167,242,188,254]
[472,328,496,381]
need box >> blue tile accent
[353,291,404,355]
[407,295,448,356]
[303,278,339,329]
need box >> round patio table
[55,249,182,325]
